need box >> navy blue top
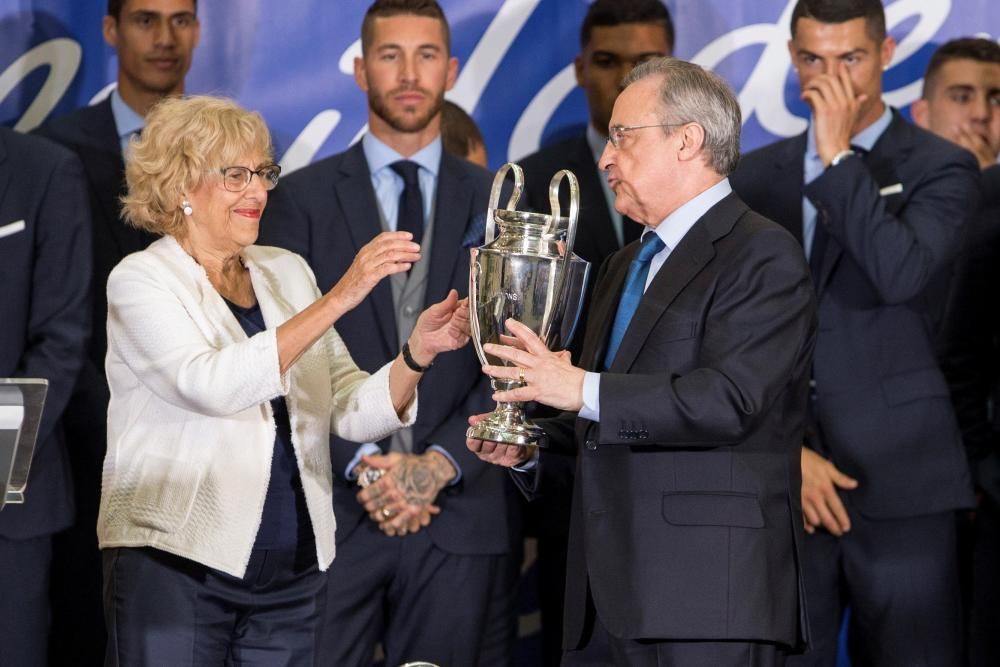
[225,298,312,551]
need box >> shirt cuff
[427,444,462,485]
[345,442,382,480]
[578,371,601,422]
[512,447,540,471]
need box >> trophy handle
[546,169,580,259]
[487,162,524,244]
[468,248,489,366]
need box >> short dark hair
[922,37,1000,98]
[790,0,886,44]
[441,100,485,159]
[107,0,198,21]
[361,0,451,55]
[580,0,674,52]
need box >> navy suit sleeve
[804,147,979,305]
[599,229,816,446]
[18,149,92,448]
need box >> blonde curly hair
[121,95,273,236]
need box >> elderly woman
[97,95,467,665]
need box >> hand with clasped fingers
[800,446,859,536]
[355,450,457,537]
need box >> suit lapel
[80,100,145,257]
[815,111,912,294]
[609,195,744,373]
[335,143,399,353]
[581,253,631,372]
[425,153,470,306]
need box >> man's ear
[911,98,930,130]
[354,56,369,93]
[678,123,706,162]
[102,15,119,48]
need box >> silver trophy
[467,163,591,446]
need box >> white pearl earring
[182,199,193,216]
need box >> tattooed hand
[355,451,457,536]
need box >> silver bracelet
[830,148,856,167]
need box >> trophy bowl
[467,163,591,446]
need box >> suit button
[585,439,597,451]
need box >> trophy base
[467,410,545,447]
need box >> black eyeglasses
[607,123,686,149]
[219,165,281,192]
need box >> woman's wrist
[402,340,433,372]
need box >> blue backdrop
[1,0,997,173]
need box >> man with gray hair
[468,56,814,666]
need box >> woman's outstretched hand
[406,289,471,367]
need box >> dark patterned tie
[603,232,666,369]
[390,160,424,247]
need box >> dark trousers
[0,534,53,666]
[561,595,787,667]
[321,519,515,667]
[788,509,962,667]
[968,495,1000,667]
[103,544,325,667]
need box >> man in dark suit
[470,57,815,667]
[730,2,980,665]
[0,128,91,666]
[257,2,517,665]
[515,5,672,660]
[916,38,1000,667]
[33,1,199,662]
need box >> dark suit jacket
[35,98,157,476]
[523,192,815,649]
[731,111,978,518]
[0,128,91,539]
[940,165,1000,506]
[258,142,513,556]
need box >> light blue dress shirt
[345,133,461,483]
[802,104,892,259]
[362,132,440,228]
[109,89,145,155]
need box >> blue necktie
[390,160,424,247]
[603,232,666,370]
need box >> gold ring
[518,367,526,384]
[381,507,393,519]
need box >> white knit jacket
[98,235,415,577]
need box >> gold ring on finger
[518,367,526,385]
[381,507,393,519]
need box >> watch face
[358,467,384,488]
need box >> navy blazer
[731,110,978,518]
[0,128,91,539]
[939,165,1000,506]
[259,142,514,556]
[35,99,158,481]
[524,193,815,650]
